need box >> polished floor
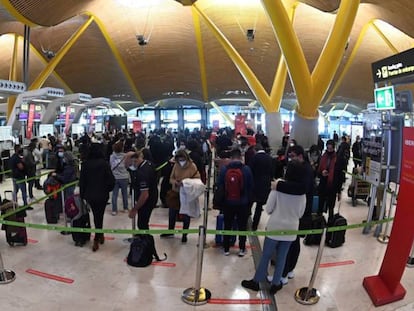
[0,170,413,311]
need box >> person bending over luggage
[79,143,115,252]
[160,149,200,243]
[128,149,158,231]
[241,160,306,296]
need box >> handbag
[165,190,180,210]
[212,184,225,210]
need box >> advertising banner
[363,127,414,306]
[26,104,35,139]
[132,120,142,133]
[235,114,247,135]
[65,106,71,135]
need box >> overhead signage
[39,124,54,137]
[372,47,414,83]
[26,104,35,139]
[374,86,395,110]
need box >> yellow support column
[209,101,234,126]
[192,6,209,102]
[7,34,19,120]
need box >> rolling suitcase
[326,200,347,248]
[1,191,28,246]
[215,213,237,246]
[69,196,91,246]
[44,198,60,224]
[71,213,91,246]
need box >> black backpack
[127,234,167,267]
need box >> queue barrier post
[377,190,396,244]
[294,227,327,305]
[60,189,70,235]
[182,225,211,305]
[0,249,16,284]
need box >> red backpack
[225,167,244,201]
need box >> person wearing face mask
[128,149,158,230]
[160,149,200,243]
[10,144,30,209]
[55,145,66,175]
[317,140,345,221]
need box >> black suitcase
[44,198,60,224]
[2,191,28,246]
[303,214,327,246]
[326,213,347,248]
[71,213,91,246]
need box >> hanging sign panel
[372,47,414,83]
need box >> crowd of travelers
[4,125,356,295]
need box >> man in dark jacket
[79,143,115,252]
[10,144,29,209]
[248,143,273,231]
[217,148,254,257]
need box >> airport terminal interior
[0,0,414,310]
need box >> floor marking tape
[150,223,183,229]
[91,235,115,241]
[27,238,38,243]
[319,260,355,268]
[26,269,74,284]
[151,262,176,267]
[208,298,271,304]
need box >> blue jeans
[112,179,129,212]
[12,178,28,206]
[254,237,292,286]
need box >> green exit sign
[374,85,395,110]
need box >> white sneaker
[224,251,230,256]
[238,249,246,257]
[111,211,117,216]
[281,277,288,285]
[287,271,295,279]
[267,275,273,283]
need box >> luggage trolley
[347,168,370,206]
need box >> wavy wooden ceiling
[0,0,413,111]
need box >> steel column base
[182,287,211,305]
[295,287,320,305]
[0,270,16,284]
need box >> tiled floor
[0,172,413,311]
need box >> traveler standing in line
[128,149,158,230]
[10,144,30,209]
[273,145,314,286]
[54,151,77,200]
[160,149,200,243]
[32,138,44,190]
[24,142,37,202]
[352,135,363,168]
[241,160,306,295]
[218,148,253,257]
[79,143,115,252]
[248,143,273,231]
[317,140,344,221]
[110,140,129,215]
